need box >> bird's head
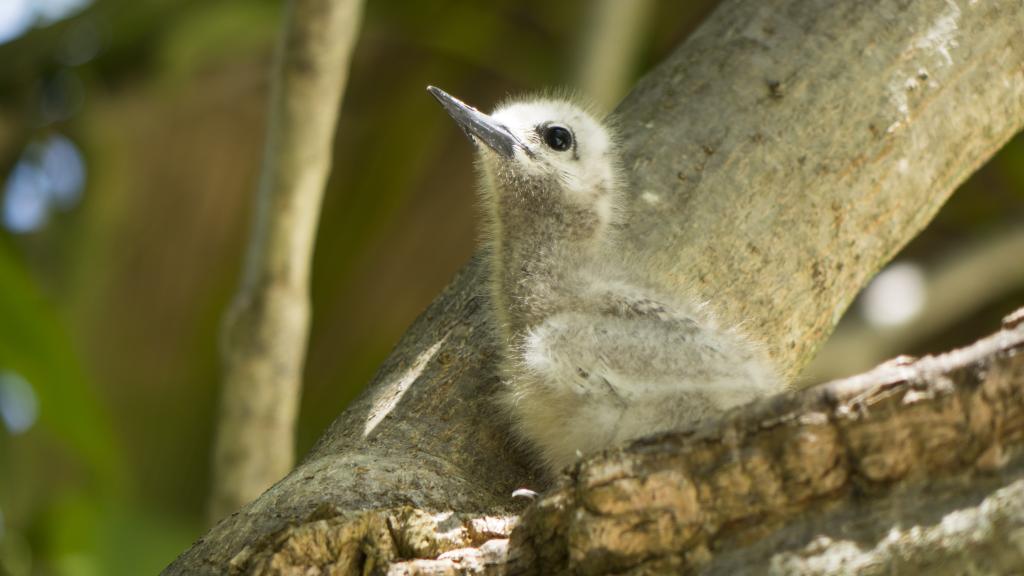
[428,86,622,232]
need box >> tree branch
[209,0,364,522]
[166,0,1024,572]
[504,309,1024,574]
[219,309,1024,575]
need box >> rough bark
[504,310,1024,575]
[220,308,1024,575]
[209,0,364,522]
[166,0,1024,573]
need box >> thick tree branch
[220,309,1024,575]
[209,0,364,522]
[504,310,1024,574]
[166,0,1024,572]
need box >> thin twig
[208,0,364,523]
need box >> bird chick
[428,86,781,475]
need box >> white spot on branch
[364,335,448,436]
[886,2,960,133]
[914,0,961,67]
[641,191,661,205]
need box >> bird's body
[429,87,780,474]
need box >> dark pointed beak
[427,86,521,158]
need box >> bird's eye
[543,126,573,152]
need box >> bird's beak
[427,86,521,158]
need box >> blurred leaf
[43,490,195,576]
[0,240,120,490]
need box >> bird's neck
[484,181,608,338]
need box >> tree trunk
[164,0,1024,573]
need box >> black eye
[543,126,573,151]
